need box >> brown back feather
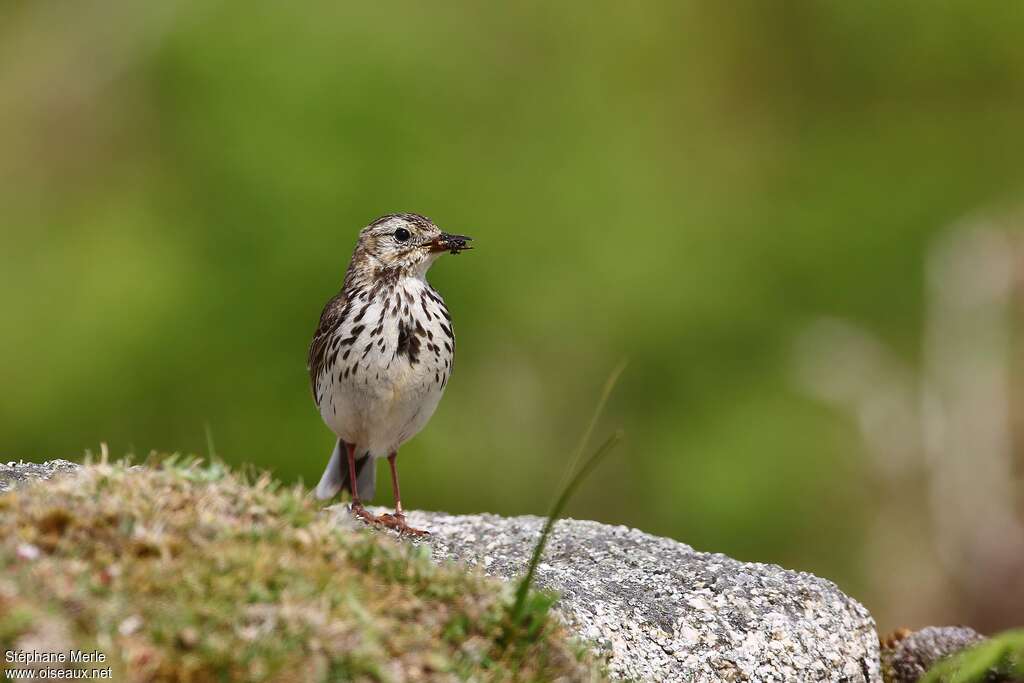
[307,292,348,401]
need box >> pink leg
[377,452,429,537]
[346,442,377,525]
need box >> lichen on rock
[1,460,600,682]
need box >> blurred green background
[3,1,1023,632]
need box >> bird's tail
[315,440,376,501]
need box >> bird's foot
[376,511,430,538]
[348,502,380,526]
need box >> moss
[0,459,604,682]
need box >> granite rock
[0,459,80,493]
[361,508,881,683]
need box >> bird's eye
[394,228,411,242]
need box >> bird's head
[352,213,472,279]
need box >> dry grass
[0,458,603,682]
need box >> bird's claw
[348,503,429,537]
[376,511,430,538]
[349,502,380,525]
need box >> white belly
[321,359,445,457]
[316,277,454,458]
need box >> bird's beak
[428,233,473,254]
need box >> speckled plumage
[308,214,470,518]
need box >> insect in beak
[429,233,473,255]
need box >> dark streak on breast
[353,302,371,323]
[396,320,421,366]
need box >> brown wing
[308,292,347,402]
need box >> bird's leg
[377,451,429,537]
[388,451,404,518]
[346,442,378,525]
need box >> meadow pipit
[308,214,472,536]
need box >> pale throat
[354,249,440,284]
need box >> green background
[3,1,1023,631]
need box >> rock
[357,508,881,682]
[880,626,999,683]
[0,459,80,494]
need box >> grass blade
[560,360,627,491]
[204,421,218,459]
[510,429,624,624]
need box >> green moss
[0,459,603,682]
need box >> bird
[307,213,472,536]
